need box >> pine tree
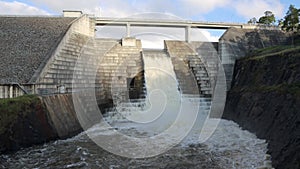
[282,5,300,46]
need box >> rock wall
[0,17,76,84]
[223,48,300,169]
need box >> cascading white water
[0,49,271,169]
[107,50,206,138]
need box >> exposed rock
[223,48,300,169]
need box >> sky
[0,0,299,47]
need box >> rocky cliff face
[223,47,300,169]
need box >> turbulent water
[0,120,268,169]
[0,52,269,169]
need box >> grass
[245,45,300,61]
[232,83,300,96]
[0,95,41,135]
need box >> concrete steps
[38,33,118,96]
[165,41,212,97]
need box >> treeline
[247,5,299,34]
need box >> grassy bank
[0,95,41,135]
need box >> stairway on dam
[190,42,219,92]
[165,41,212,97]
[37,34,118,95]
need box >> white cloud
[30,0,134,17]
[198,30,220,42]
[233,0,284,19]
[10,0,285,21]
[178,0,231,15]
[0,1,49,15]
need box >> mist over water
[0,51,269,169]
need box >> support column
[126,23,131,37]
[9,85,13,98]
[0,86,2,98]
[185,25,191,43]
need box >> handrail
[10,82,29,94]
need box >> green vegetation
[233,83,300,96]
[258,11,276,25]
[282,5,300,46]
[247,4,299,32]
[246,45,300,60]
[247,17,257,24]
[0,95,41,135]
[282,5,300,33]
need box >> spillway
[0,50,270,169]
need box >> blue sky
[0,0,299,45]
[1,0,299,22]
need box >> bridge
[95,17,268,42]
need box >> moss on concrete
[0,95,40,135]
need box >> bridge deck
[94,17,279,30]
[95,17,245,29]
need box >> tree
[282,5,300,46]
[248,17,257,24]
[282,5,299,33]
[258,11,276,25]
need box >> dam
[0,10,295,169]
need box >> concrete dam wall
[1,14,295,167]
[223,48,300,169]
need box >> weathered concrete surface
[219,27,288,90]
[223,48,300,169]
[165,41,211,96]
[0,17,76,84]
[97,38,144,103]
[34,15,96,94]
[42,94,82,139]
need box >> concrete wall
[219,28,288,90]
[97,37,144,104]
[42,94,83,138]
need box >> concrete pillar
[185,25,191,43]
[126,23,131,37]
[0,86,2,98]
[9,85,13,98]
